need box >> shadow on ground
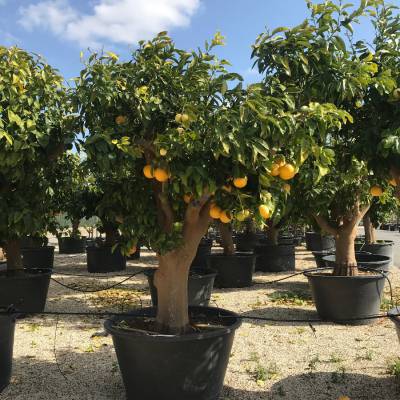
[222,372,400,399]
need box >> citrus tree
[50,152,95,237]
[74,32,350,334]
[253,0,399,275]
[0,46,73,270]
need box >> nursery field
[2,230,400,400]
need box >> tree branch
[312,214,338,237]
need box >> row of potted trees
[2,1,400,398]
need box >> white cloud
[19,0,200,47]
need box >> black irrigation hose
[50,269,149,293]
[0,308,398,324]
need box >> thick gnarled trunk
[218,222,235,256]
[313,201,370,277]
[363,213,375,244]
[5,239,23,272]
[334,226,358,276]
[153,199,211,334]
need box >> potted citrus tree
[0,46,72,312]
[254,0,398,323]
[52,153,94,254]
[74,31,350,399]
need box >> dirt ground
[2,237,400,400]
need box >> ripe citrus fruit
[159,148,167,156]
[183,194,192,204]
[389,178,397,186]
[181,113,189,122]
[220,211,232,224]
[393,88,400,100]
[115,115,127,125]
[259,205,271,219]
[270,163,280,176]
[175,114,182,123]
[370,186,383,197]
[143,165,153,179]
[210,205,222,219]
[154,168,169,182]
[279,164,296,180]
[177,127,184,134]
[233,177,248,189]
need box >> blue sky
[0,0,377,84]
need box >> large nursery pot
[104,306,241,400]
[305,270,385,324]
[305,232,335,251]
[20,236,48,249]
[86,246,126,273]
[356,240,394,262]
[312,250,335,269]
[323,253,391,273]
[0,269,51,313]
[145,268,216,307]
[235,232,259,252]
[388,307,400,343]
[190,238,213,268]
[0,311,16,393]
[255,243,295,272]
[278,234,295,245]
[58,236,87,254]
[206,252,256,288]
[22,246,55,270]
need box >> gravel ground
[2,234,400,400]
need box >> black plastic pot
[21,246,54,270]
[323,253,391,272]
[293,236,303,246]
[127,246,141,260]
[305,271,385,324]
[235,232,259,252]
[0,312,16,393]
[255,244,295,272]
[357,241,394,260]
[190,238,213,268]
[146,268,216,307]
[20,236,48,249]
[86,246,126,273]
[381,223,390,230]
[206,253,255,288]
[312,250,335,268]
[0,269,51,313]
[388,307,400,343]
[305,232,335,251]
[104,306,241,400]
[278,235,295,245]
[58,237,86,254]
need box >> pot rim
[0,268,52,279]
[322,254,391,264]
[304,270,385,280]
[207,252,256,259]
[145,267,217,279]
[104,306,242,342]
[21,246,55,251]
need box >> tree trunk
[5,239,23,272]
[218,222,235,255]
[363,213,375,244]
[266,226,279,245]
[244,219,256,233]
[334,225,358,276]
[154,201,211,334]
[71,219,80,237]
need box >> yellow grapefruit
[259,205,271,219]
[154,168,169,182]
[219,211,232,224]
[370,186,383,197]
[279,164,296,180]
[143,165,153,179]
